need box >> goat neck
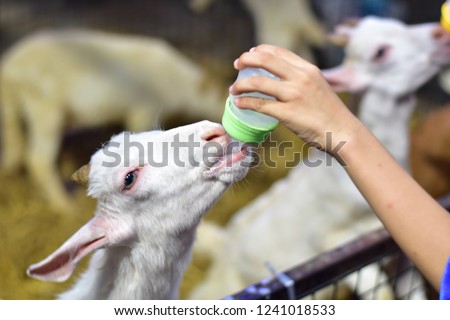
[358,89,415,169]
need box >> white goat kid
[0,30,224,212]
[26,121,251,299]
[190,17,450,300]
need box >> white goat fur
[0,30,224,211]
[190,17,450,300]
[26,121,250,299]
[189,0,325,62]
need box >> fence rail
[226,195,450,300]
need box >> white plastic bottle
[222,68,279,143]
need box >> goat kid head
[323,16,450,96]
[27,120,251,282]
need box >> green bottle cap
[222,97,278,144]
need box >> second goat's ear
[71,164,91,186]
[327,19,359,47]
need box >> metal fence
[226,195,450,300]
[225,229,433,300]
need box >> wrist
[335,118,383,168]
[326,115,372,166]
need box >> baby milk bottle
[222,68,279,143]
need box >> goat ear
[327,31,350,47]
[322,66,354,92]
[322,65,367,93]
[71,164,90,186]
[26,214,133,282]
[328,19,358,47]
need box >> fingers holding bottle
[230,45,357,153]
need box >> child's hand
[230,44,359,153]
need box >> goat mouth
[206,143,251,175]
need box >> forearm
[337,121,450,290]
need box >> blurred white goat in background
[189,0,326,62]
[0,30,225,212]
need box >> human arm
[230,44,450,291]
[337,119,450,291]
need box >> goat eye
[372,46,389,62]
[123,171,137,190]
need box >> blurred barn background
[0,0,448,299]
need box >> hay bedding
[0,170,95,299]
[0,125,301,299]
